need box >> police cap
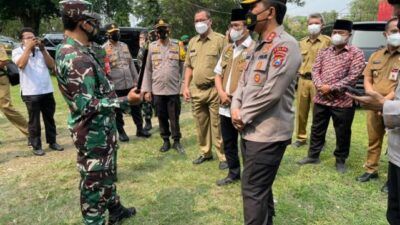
[105,23,120,33]
[154,19,169,29]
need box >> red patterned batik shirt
[312,45,365,108]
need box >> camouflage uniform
[137,44,155,123]
[57,0,137,212]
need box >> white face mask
[308,24,321,35]
[387,33,400,47]
[230,28,244,42]
[195,21,209,35]
[332,34,348,46]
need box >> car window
[350,30,386,49]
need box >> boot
[108,204,136,225]
[118,129,129,142]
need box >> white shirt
[214,35,253,117]
[12,46,53,96]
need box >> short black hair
[62,15,80,31]
[385,17,399,31]
[262,0,287,25]
[19,27,35,40]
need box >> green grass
[0,78,389,225]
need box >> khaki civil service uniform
[363,47,400,173]
[185,31,226,161]
[296,35,331,143]
[0,44,28,136]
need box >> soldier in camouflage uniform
[138,30,155,130]
[56,1,138,224]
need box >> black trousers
[22,93,57,149]
[387,162,400,225]
[153,95,181,141]
[308,103,355,161]
[241,139,290,225]
[221,115,240,179]
[115,89,143,133]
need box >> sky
[287,0,353,17]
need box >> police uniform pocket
[249,59,269,86]
[151,54,162,69]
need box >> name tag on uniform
[390,69,399,81]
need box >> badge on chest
[390,68,399,81]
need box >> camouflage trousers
[142,101,154,119]
[79,169,120,225]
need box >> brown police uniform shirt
[184,30,226,88]
[103,40,138,90]
[363,47,400,96]
[298,34,331,75]
[231,26,302,142]
[142,39,182,95]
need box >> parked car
[323,21,387,91]
[42,33,65,59]
[0,35,19,57]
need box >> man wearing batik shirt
[297,19,365,173]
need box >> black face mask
[157,29,169,40]
[110,32,120,42]
[81,20,101,43]
[245,9,271,32]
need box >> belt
[196,82,215,90]
[300,72,312,80]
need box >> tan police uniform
[363,47,400,173]
[185,30,226,161]
[103,38,148,138]
[0,44,28,136]
[142,39,183,142]
[295,34,331,143]
[231,25,301,225]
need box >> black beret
[333,19,353,32]
[231,8,247,21]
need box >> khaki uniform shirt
[0,44,7,75]
[184,31,226,87]
[142,39,182,95]
[298,34,331,75]
[363,47,400,96]
[103,40,138,90]
[231,26,302,142]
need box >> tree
[88,0,132,26]
[0,0,58,34]
[349,0,379,22]
[133,0,306,39]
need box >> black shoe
[136,129,151,138]
[172,141,185,154]
[219,161,229,170]
[381,182,388,193]
[118,131,129,142]
[144,119,152,131]
[335,162,347,173]
[33,148,45,156]
[108,205,136,225]
[292,140,306,148]
[216,177,240,186]
[160,140,171,152]
[192,155,213,164]
[356,172,378,182]
[49,143,64,151]
[297,157,320,165]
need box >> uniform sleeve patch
[272,46,288,68]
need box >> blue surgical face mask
[387,32,400,47]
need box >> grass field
[0,78,390,225]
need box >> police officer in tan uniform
[232,0,301,224]
[293,13,331,148]
[182,9,228,169]
[0,44,29,143]
[214,8,256,186]
[142,19,185,154]
[103,23,151,142]
[356,17,400,184]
